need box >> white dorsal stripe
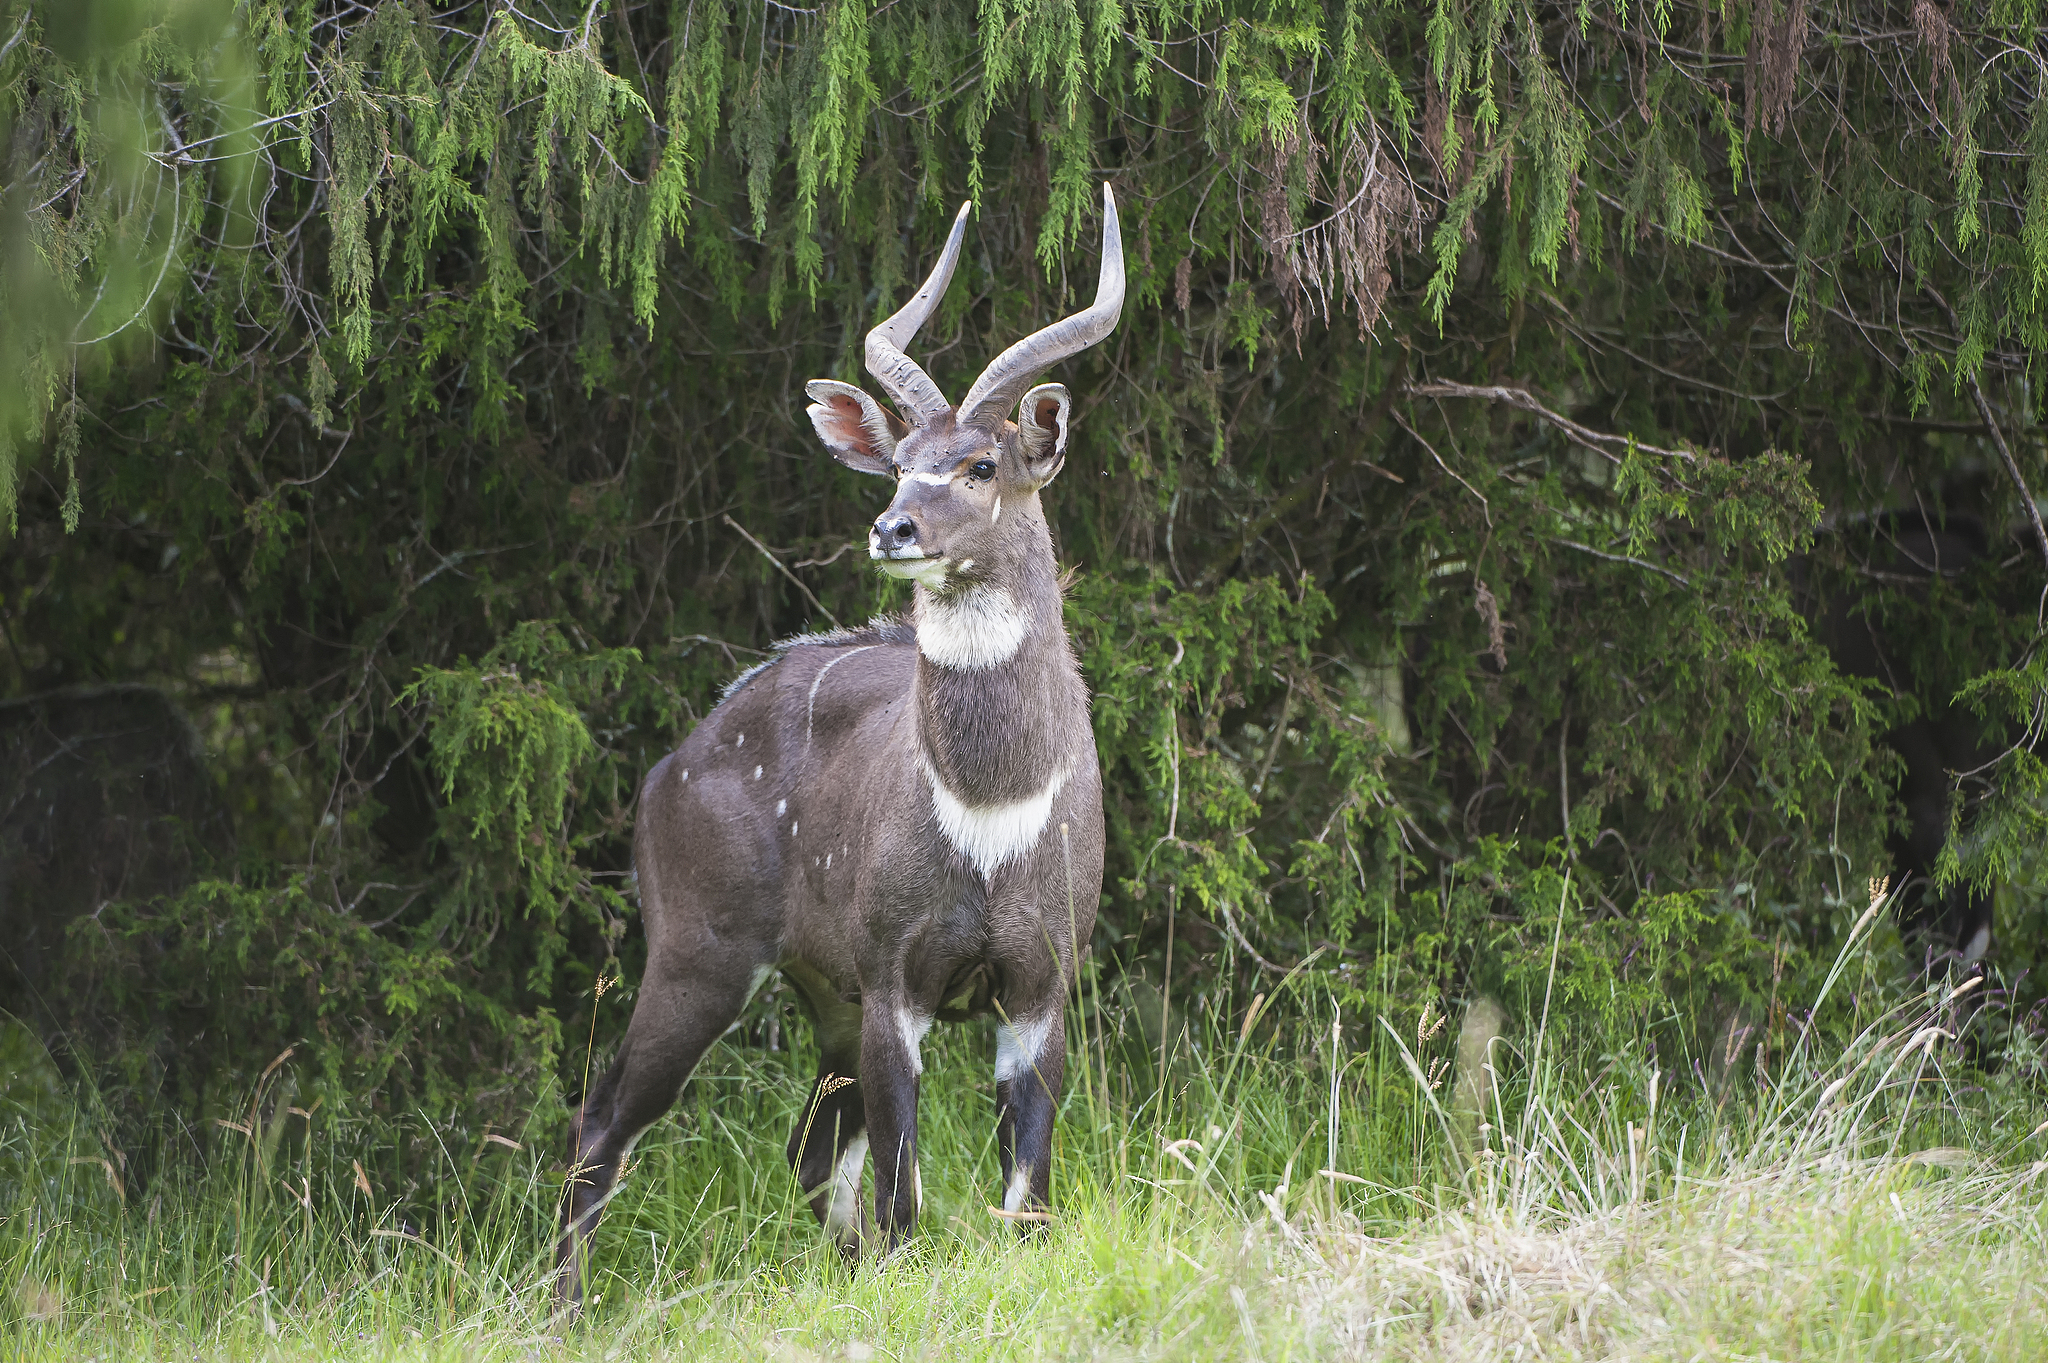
[922,757,1068,879]
[916,585,1031,669]
[807,644,876,746]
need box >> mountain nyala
[556,184,1124,1308]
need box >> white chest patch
[922,757,1068,879]
[916,586,1032,669]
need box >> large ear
[805,379,908,475]
[1014,383,1072,486]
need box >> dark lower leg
[860,1009,922,1249]
[555,968,756,1311]
[996,1047,1062,1226]
[788,1069,867,1251]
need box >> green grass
[7,940,2048,1360]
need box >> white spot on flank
[896,1006,934,1077]
[915,585,1031,669]
[825,853,832,869]
[1963,925,1991,964]
[680,769,688,781]
[736,732,745,748]
[1003,1163,1033,1214]
[818,1132,868,1248]
[755,765,764,780]
[777,799,787,815]
[922,758,1069,879]
[792,821,799,837]
[995,1012,1056,1083]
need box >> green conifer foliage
[1,0,2042,1116]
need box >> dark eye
[970,459,997,481]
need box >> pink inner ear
[821,395,866,441]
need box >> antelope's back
[633,621,921,932]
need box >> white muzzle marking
[880,554,953,589]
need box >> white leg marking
[895,1005,934,1077]
[820,1132,868,1247]
[806,645,875,745]
[616,1125,649,1173]
[913,1159,924,1215]
[1964,925,1991,964]
[915,585,1031,669]
[923,758,1070,879]
[1003,1163,1032,1214]
[995,1012,1056,1083]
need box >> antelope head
[805,184,1124,592]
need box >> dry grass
[1299,1155,2048,1360]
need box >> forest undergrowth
[7,893,2048,1362]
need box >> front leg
[994,1007,1064,1224]
[860,998,929,1249]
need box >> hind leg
[556,952,765,1313]
[785,979,867,1256]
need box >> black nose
[875,513,917,546]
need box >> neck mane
[911,497,1085,812]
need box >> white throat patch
[916,585,1032,669]
[922,757,1068,879]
